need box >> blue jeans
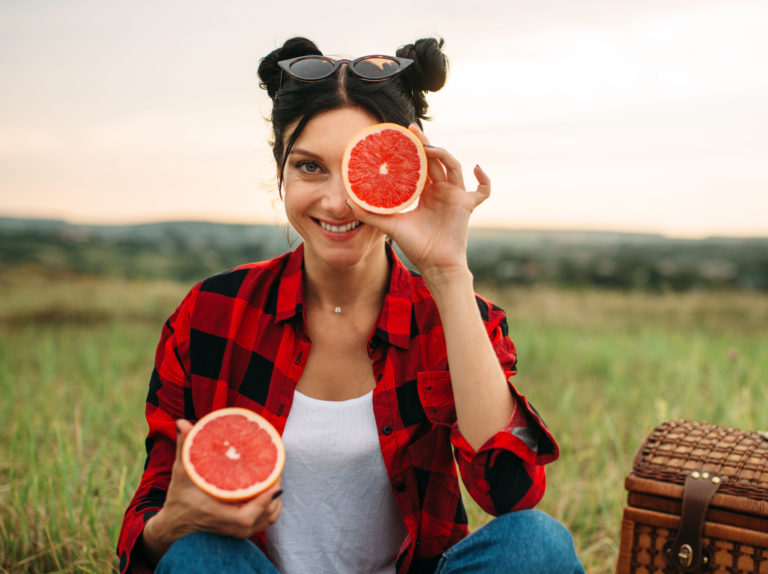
[156,510,586,573]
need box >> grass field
[1,273,766,573]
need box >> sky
[1,0,767,238]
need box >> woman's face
[282,106,387,271]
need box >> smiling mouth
[315,219,362,233]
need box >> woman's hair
[257,36,449,190]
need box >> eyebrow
[288,147,323,160]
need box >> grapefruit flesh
[182,407,285,502]
[342,123,427,214]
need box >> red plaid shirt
[117,243,558,574]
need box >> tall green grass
[1,276,766,573]
[0,276,183,573]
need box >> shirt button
[382,425,393,435]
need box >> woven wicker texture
[633,419,768,501]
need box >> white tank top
[265,390,408,574]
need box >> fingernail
[272,489,284,500]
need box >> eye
[295,160,323,175]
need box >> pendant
[334,306,342,314]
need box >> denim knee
[437,509,585,574]
[156,531,277,574]
[508,510,581,565]
[488,510,584,573]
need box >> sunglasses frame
[277,55,413,82]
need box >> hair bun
[258,37,323,99]
[397,37,448,93]
[395,38,448,119]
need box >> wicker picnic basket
[616,419,768,573]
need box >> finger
[175,419,193,463]
[266,497,282,526]
[230,484,283,533]
[237,482,283,518]
[407,123,430,146]
[248,496,282,532]
[474,164,491,198]
[425,146,465,188]
[408,123,445,183]
[467,164,492,208]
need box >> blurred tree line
[467,229,768,291]
[1,218,766,291]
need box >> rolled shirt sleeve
[428,297,558,516]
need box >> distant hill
[1,217,767,290]
[0,217,296,283]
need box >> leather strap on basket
[663,470,722,572]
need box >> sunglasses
[278,55,413,82]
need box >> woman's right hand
[139,419,283,563]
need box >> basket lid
[632,419,768,502]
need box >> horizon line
[1,212,766,241]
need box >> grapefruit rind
[182,407,285,502]
[342,123,427,215]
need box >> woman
[117,36,585,573]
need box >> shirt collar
[275,242,306,324]
[275,242,413,350]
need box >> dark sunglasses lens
[288,58,337,80]
[352,57,402,79]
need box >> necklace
[334,306,342,314]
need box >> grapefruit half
[342,122,427,214]
[182,407,285,502]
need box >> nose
[325,173,353,218]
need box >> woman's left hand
[346,124,491,284]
